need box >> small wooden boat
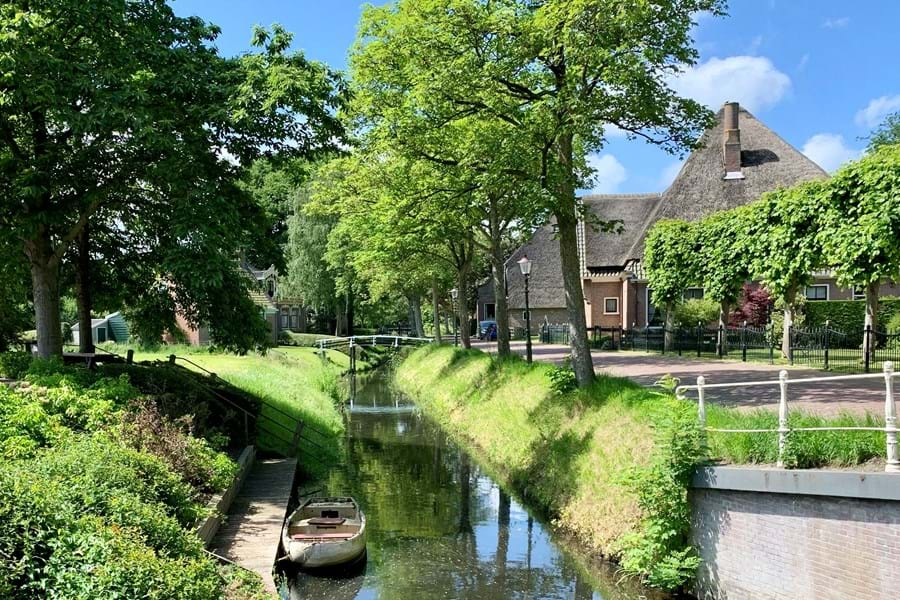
[281,496,367,568]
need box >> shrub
[673,298,719,328]
[0,387,69,459]
[0,352,32,379]
[616,398,707,591]
[805,296,900,331]
[547,365,577,394]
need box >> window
[805,284,829,301]
[684,287,704,300]
[97,327,107,343]
[281,308,289,328]
[604,297,619,314]
[852,286,866,301]
[484,303,496,320]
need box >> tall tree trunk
[27,234,63,358]
[717,300,730,355]
[75,224,94,353]
[407,294,424,338]
[334,302,346,337]
[555,133,594,386]
[781,285,797,359]
[663,300,675,352]
[864,280,879,359]
[431,282,442,343]
[346,290,354,337]
[489,200,510,357]
[298,306,308,333]
[457,267,471,349]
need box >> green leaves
[645,219,700,307]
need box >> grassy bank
[395,345,888,589]
[100,344,351,477]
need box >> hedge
[804,297,900,331]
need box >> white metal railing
[315,335,434,352]
[675,362,899,472]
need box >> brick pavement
[471,340,888,417]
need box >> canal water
[282,372,659,600]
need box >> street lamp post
[518,255,533,363]
[450,288,459,347]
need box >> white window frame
[603,297,620,315]
[852,286,866,301]
[805,284,829,301]
[484,302,496,320]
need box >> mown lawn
[99,344,350,476]
[395,345,888,559]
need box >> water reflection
[283,373,657,600]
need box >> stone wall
[690,467,900,600]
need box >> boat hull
[285,530,367,568]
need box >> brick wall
[691,488,900,599]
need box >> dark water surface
[281,373,658,600]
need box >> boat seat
[307,517,346,526]
[291,532,355,540]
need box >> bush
[805,296,900,331]
[0,352,32,379]
[673,298,719,328]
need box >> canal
[282,372,659,599]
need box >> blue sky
[174,1,900,194]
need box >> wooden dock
[211,458,297,592]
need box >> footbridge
[316,335,433,372]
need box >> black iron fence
[540,321,900,373]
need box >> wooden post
[777,370,789,468]
[290,421,304,456]
[168,354,176,365]
[883,361,899,472]
[126,349,134,365]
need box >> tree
[697,208,752,354]
[350,0,722,385]
[644,220,700,351]
[820,144,900,357]
[867,112,900,151]
[744,182,826,357]
[0,2,345,357]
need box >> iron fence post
[865,325,872,373]
[741,321,747,362]
[824,320,830,370]
[697,321,702,357]
[788,325,794,366]
[883,361,899,472]
[717,324,724,358]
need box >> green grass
[98,343,349,477]
[395,345,890,557]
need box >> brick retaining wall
[690,467,900,599]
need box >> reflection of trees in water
[291,374,652,599]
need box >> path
[211,458,297,593]
[471,341,887,416]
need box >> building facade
[504,102,848,329]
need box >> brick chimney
[723,101,744,180]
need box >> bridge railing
[675,362,899,472]
[316,335,434,352]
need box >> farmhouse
[497,102,895,330]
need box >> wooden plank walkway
[211,458,297,593]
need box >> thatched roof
[627,105,827,259]
[505,103,827,309]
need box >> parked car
[479,320,498,341]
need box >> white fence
[315,335,433,352]
[675,362,899,472]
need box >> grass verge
[395,344,888,590]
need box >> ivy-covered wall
[805,297,900,331]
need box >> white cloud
[658,161,684,190]
[801,133,861,172]
[823,17,849,29]
[671,56,791,113]
[586,153,627,194]
[855,95,900,128]
[797,53,809,71]
[747,35,764,54]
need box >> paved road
[471,340,888,417]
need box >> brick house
[503,102,881,330]
[168,262,306,346]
